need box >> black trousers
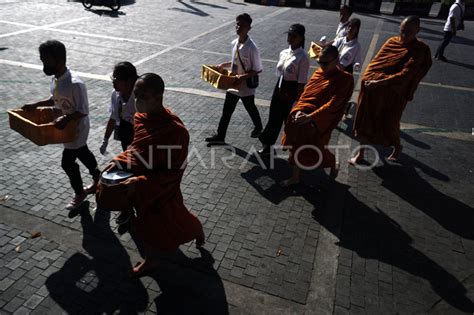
[217,92,263,138]
[117,119,134,151]
[61,145,100,194]
[259,80,298,146]
[435,31,453,58]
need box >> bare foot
[329,163,340,179]
[280,177,300,187]
[348,152,363,166]
[130,259,158,278]
[387,145,403,161]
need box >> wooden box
[201,65,237,90]
[308,41,322,59]
[7,107,79,146]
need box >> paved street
[0,0,473,313]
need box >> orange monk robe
[282,67,354,169]
[353,36,432,147]
[113,109,204,253]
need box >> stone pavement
[1,0,473,314]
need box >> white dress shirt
[276,46,310,86]
[109,90,136,126]
[444,0,465,32]
[332,36,362,70]
[228,36,263,97]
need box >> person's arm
[100,119,116,154]
[54,111,86,129]
[22,98,54,111]
[450,16,457,35]
[296,56,310,101]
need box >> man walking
[435,0,465,62]
[205,13,263,144]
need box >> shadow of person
[372,156,474,240]
[128,226,229,315]
[46,202,149,313]
[145,248,229,315]
[312,183,474,312]
[169,0,209,17]
[446,59,474,71]
[400,131,431,149]
[86,8,125,17]
[236,146,330,204]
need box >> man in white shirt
[332,18,362,74]
[205,13,263,144]
[22,40,100,210]
[100,61,137,154]
[335,5,353,42]
[435,0,465,62]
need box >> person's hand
[364,80,381,90]
[21,103,38,111]
[293,111,312,125]
[54,115,69,130]
[100,139,108,155]
[122,176,140,195]
[234,74,245,86]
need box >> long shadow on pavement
[238,148,330,205]
[373,155,474,240]
[142,248,229,315]
[127,216,229,314]
[314,182,474,312]
[45,202,149,313]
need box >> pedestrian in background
[435,0,465,62]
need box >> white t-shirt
[332,36,362,70]
[109,90,135,126]
[444,0,465,32]
[228,36,263,97]
[276,46,310,85]
[335,21,350,41]
[50,69,89,149]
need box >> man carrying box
[22,40,100,210]
[205,13,263,144]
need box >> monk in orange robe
[103,73,205,276]
[349,16,432,164]
[281,46,354,186]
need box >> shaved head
[400,15,420,45]
[403,15,420,28]
[320,45,339,60]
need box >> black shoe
[205,134,225,143]
[250,128,262,138]
[438,56,448,62]
[115,211,130,225]
[257,145,272,156]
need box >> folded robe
[282,67,354,168]
[353,36,432,147]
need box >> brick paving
[1,0,474,314]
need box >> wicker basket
[7,107,79,146]
[201,65,237,90]
[308,41,322,59]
